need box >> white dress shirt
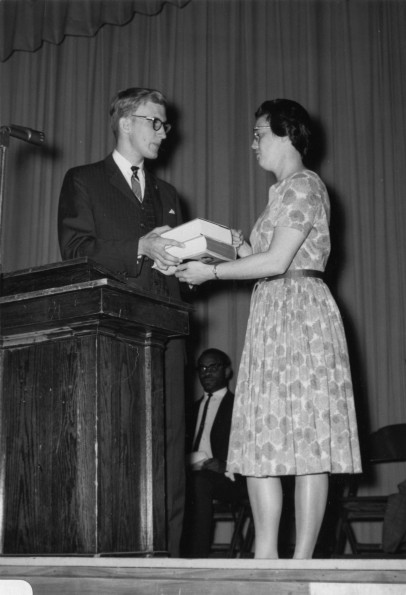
[112,149,145,198]
[194,387,228,459]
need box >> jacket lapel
[212,390,234,435]
[104,154,141,206]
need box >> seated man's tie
[193,393,213,451]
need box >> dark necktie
[131,166,143,202]
[193,393,213,451]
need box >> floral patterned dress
[227,170,362,477]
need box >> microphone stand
[0,124,46,274]
[0,126,9,552]
[0,126,10,279]
[0,124,45,551]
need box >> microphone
[6,124,45,146]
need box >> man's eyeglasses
[197,363,224,374]
[131,114,171,134]
[253,125,271,142]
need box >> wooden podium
[0,258,190,556]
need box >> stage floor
[0,557,406,595]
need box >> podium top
[1,257,191,308]
[0,258,191,340]
[1,257,127,297]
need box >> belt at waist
[260,269,324,282]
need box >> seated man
[180,348,247,558]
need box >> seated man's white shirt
[194,387,227,459]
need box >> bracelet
[212,264,220,280]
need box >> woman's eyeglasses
[253,124,271,142]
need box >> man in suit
[58,87,187,557]
[180,348,247,558]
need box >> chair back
[368,423,406,463]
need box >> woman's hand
[231,228,244,248]
[237,242,253,258]
[175,261,214,286]
[231,228,252,258]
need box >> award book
[164,234,237,264]
[160,218,233,245]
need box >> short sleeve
[275,174,321,236]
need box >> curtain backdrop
[0,0,191,61]
[1,0,406,540]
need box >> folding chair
[210,498,253,557]
[334,423,406,557]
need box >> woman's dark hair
[255,99,312,158]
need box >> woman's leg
[293,472,329,559]
[247,476,283,559]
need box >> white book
[164,234,237,262]
[153,233,237,276]
[160,218,233,245]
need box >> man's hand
[138,226,184,269]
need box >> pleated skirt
[227,277,362,477]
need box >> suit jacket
[187,390,235,463]
[58,153,183,298]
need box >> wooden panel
[0,558,406,595]
[1,331,167,555]
[0,577,310,595]
[2,337,97,553]
[96,334,166,554]
[311,585,406,595]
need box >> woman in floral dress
[175,99,362,559]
